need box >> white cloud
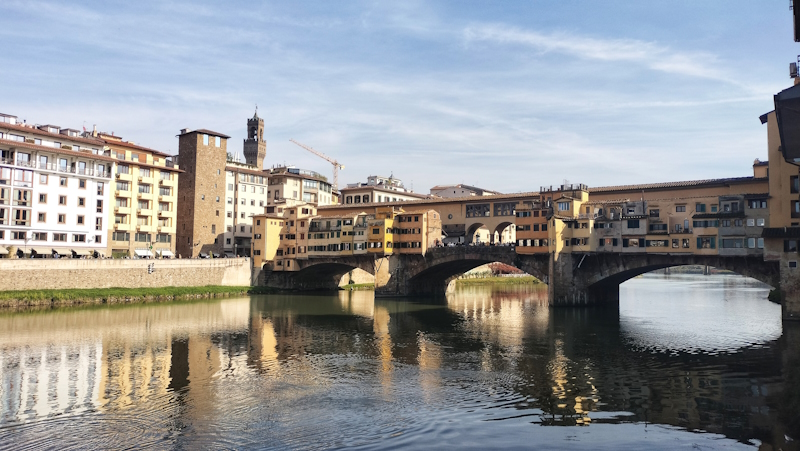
[463,25,744,87]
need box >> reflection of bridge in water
[0,292,797,448]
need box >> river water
[0,274,798,450]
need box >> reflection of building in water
[0,299,251,421]
[1,342,103,421]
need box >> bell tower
[243,107,266,168]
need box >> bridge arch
[557,253,781,305]
[263,256,376,291]
[395,247,549,296]
[466,223,485,244]
[493,221,515,244]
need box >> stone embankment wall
[0,258,252,291]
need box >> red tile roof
[0,122,104,146]
[0,138,117,163]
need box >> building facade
[1,114,113,258]
[103,134,180,258]
[267,166,335,206]
[175,128,230,258]
[341,175,429,205]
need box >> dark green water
[0,274,798,450]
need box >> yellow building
[103,134,180,258]
[250,214,285,266]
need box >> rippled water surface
[1,274,799,450]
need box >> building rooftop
[177,128,231,139]
[588,176,766,193]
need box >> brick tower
[243,109,266,168]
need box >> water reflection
[0,276,797,450]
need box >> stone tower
[243,109,266,168]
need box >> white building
[340,174,430,205]
[224,161,268,257]
[429,184,501,198]
[267,166,336,206]
[0,113,113,258]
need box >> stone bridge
[260,247,787,317]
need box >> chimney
[180,128,190,134]
[92,124,97,137]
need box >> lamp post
[24,232,29,258]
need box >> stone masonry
[176,129,229,258]
[0,258,252,291]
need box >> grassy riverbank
[0,285,276,308]
[456,276,541,286]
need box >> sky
[0,1,798,194]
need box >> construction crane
[289,139,345,191]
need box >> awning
[72,249,92,256]
[134,249,153,257]
[224,253,235,258]
[52,247,71,256]
[0,247,8,255]
[158,250,174,257]
[30,247,49,254]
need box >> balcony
[158,209,169,217]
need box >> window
[77,215,85,225]
[215,136,221,147]
[112,232,130,241]
[73,234,86,242]
[58,214,66,224]
[59,195,67,205]
[203,134,209,145]
[626,219,640,229]
[557,202,570,211]
[696,203,706,213]
[37,212,45,222]
[792,176,800,194]
[39,174,48,184]
[53,233,67,242]
[138,184,151,194]
[79,179,86,189]
[117,181,130,191]
[698,237,716,249]
[676,205,686,212]
[32,232,47,241]
[39,193,47,203]
[139,168,150,178]
[135,233,151,242]
[757,218,765,226]
[78,197,85,207]
[60,177,67,186]
[749,199,768,209]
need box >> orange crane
[289,139,345,191]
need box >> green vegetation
[339,283,375,291]
[0,285,276,308]
[456,276,540,286]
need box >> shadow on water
[0,275,798,450]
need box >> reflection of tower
[243,108,266,168]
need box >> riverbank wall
[0,258,253,291]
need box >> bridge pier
[547,252,618,306]
[778,260,800,321]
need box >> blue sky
[0,1,797,193]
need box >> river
[0,274,798,450]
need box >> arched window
[363,195,370,203]
[346,196,352,204]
